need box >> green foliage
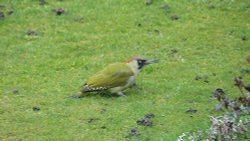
[0,0,250,140]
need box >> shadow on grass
[66,91,132,99]
[66,84,140,99]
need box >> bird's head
[125,56,159,70]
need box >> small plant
[177,129,203,141]
[206,115,248,141]
[177,77,250,141]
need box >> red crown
[125,56,144,63]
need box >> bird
[71,57,159,98]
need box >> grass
[0,0,250,140]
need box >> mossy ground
[0,0,250,140]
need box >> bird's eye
[138,60,141,64]
[137,60,145,69]
[138,60,143,66]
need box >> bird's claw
[117,92,126,97]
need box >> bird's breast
[126,75,137,87]
[109,75,137,93]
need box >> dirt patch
[130,128,140,136]
[185,108,197,113]
[241,35,248,41]
[100,126,106,129]
[170,15,179,20]
[26,30,38,36]
[80,118,99,123]
[125,128,140,140]
[53,8,65,16]
[87,118,95,123]
[32,106,40,111]
[194,75,209,83]
[137,23,142,27]
[0,5,14,18]
[12,89,18,94]
[137,113,154,126]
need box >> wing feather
[86,63,134,88]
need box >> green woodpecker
[72,57,159,98]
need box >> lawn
[0,0,250,140]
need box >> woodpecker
[71,57,159,98]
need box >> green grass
[0,0,250,140]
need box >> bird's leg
[117,92,126,97]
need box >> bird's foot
[117,92,126,97]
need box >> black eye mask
[137,59,146,70]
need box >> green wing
[86,63,134,88]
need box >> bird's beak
[144,59,159,65]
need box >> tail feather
[81,85,110,92]
[68,85,110,98]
